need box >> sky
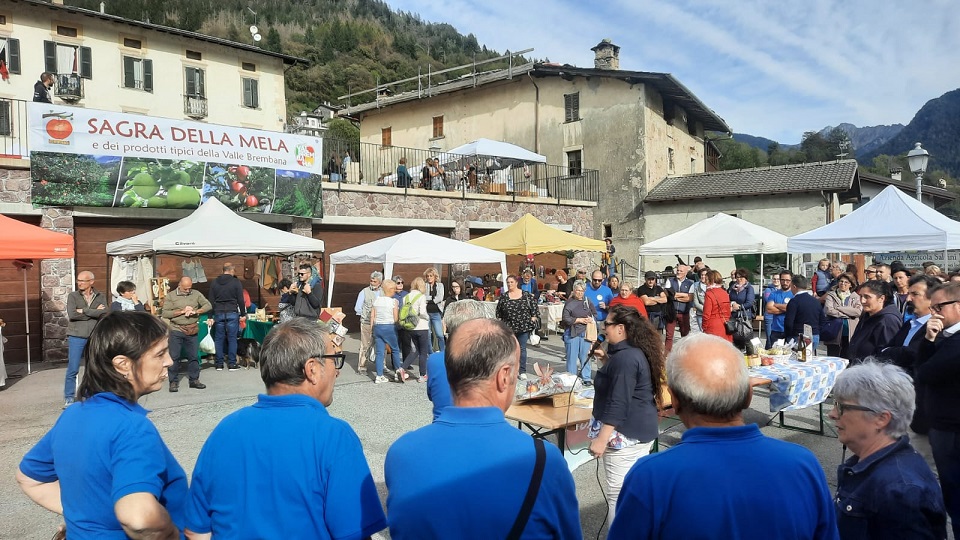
[385,0,960,144]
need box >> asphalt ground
[0,330,942,539]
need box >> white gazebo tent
[106,198,325,257]
[327,229,508,306]
[788,185,960,269]
[442,138,547,163]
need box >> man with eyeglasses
[160,276,211,393]
[184,318,386,539]
[63,271,108,408]
[764,270,795,347]
[916,282,960,538]
[586,270,614,329]
[354,271,382,374]
[289,263,324,321]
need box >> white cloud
[385,0,960,144]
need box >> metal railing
[184,95,208,118]
[0,98,28,159]
[55,74,83,101]
[322,139,600,204]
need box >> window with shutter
[123,56,135,88]
[242,78,259,108]
[0,99,11,136]
[43,40,55,73]
[432,116,443,138]
[143,59,152,92]
[381,127,392,147]
[122,57,152,91]
[5,38,19,74]
[78,46,92,78]
[185,67,205,97]
[564,92,580,123]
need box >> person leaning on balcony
[33,72,53,103]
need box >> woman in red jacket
[702,270,733,342]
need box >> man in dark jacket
[783,275,826,349]
[916,282,960,539]
[33,72,53,103]
[208,263,245,371]
[290,263,323,320]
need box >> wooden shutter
[143,59,152,92]
[43,41,55,73]
[7,38,19,74]
[243,78,259,108]
[122,56,135,88]
[78,46,92,78]
[0,100,11,136]
[197,68,205,97]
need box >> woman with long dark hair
[847,280,902,364]
[496,275,539,379]
[17,311,186,539]
[587,304,665,525]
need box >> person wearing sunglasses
[830,361,946,539]
[289,263,325,322]
[916,282,960,539]
[586,269,614,330]
[183,318,387,539]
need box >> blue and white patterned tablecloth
[749,356,848,412]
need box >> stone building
[340,39,730,276]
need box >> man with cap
[637,271,667,331]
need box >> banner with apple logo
[26,103,324,217]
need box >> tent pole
[23,267,30,375]
[945,248,949,272]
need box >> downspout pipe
[527,72,540,154]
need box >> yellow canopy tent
[468,214,606,255]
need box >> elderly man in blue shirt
[184,319,386,539]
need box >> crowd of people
[16,254,960,538]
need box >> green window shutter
[242,78,251,107]
[79,46,92,78]
[43,41,56,73]
[185,67,196,96]
[143,59,153,92]
[251,79,258,108]
[7,39,20,74]
[197,69,205,97]
[123,56,135,88]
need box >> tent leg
[945,249,949,272]
[23,267,30,375]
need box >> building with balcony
[0,2,601,367]
[0,0,300,129]
[340,40,731,272]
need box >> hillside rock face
[818,122,904,156]
[862,88,960,178]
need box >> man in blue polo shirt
[586,269,614,328]
[387,318,582,539]
[609,334,838,539]
[184,318,386,539]
[765,270,795,347]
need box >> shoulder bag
[506,437,546,540]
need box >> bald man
[609,334,839,539]
[160,277,212,392]
[385,319,581,539]
[64,271,108,408]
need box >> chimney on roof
[591,39,620,70]
[890,167,902,182]
[51,0,64,4]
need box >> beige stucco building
[0,0,299,133]
[342,40,730,277]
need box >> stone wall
[0,167,30,203]
[321,189,597,273]
[39,208,74,361]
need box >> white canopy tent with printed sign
[441,138,547,164]
[326,230,508,307]
[106,197,325,257]
[787,185,960,269]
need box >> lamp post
[907,142,929,202]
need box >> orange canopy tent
[0,214,75,374]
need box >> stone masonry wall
[39,208,74,362]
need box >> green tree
[264,28,282,52]
[716,138,766,170]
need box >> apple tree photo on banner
[27,103,324,217]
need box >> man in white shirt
[354,272,382,374]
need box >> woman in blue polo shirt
[17,311,187,539]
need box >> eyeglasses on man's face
[932,300,959,314]
[833,401,877,416]
[318,352,345,369]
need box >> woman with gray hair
[830,361,946,539]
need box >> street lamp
[907,142,929,202]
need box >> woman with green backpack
[397,277,430,383]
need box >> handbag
[723,318,736,335]
[731,312,754,343]
[585,318,598,342]
[820,316,843,342]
